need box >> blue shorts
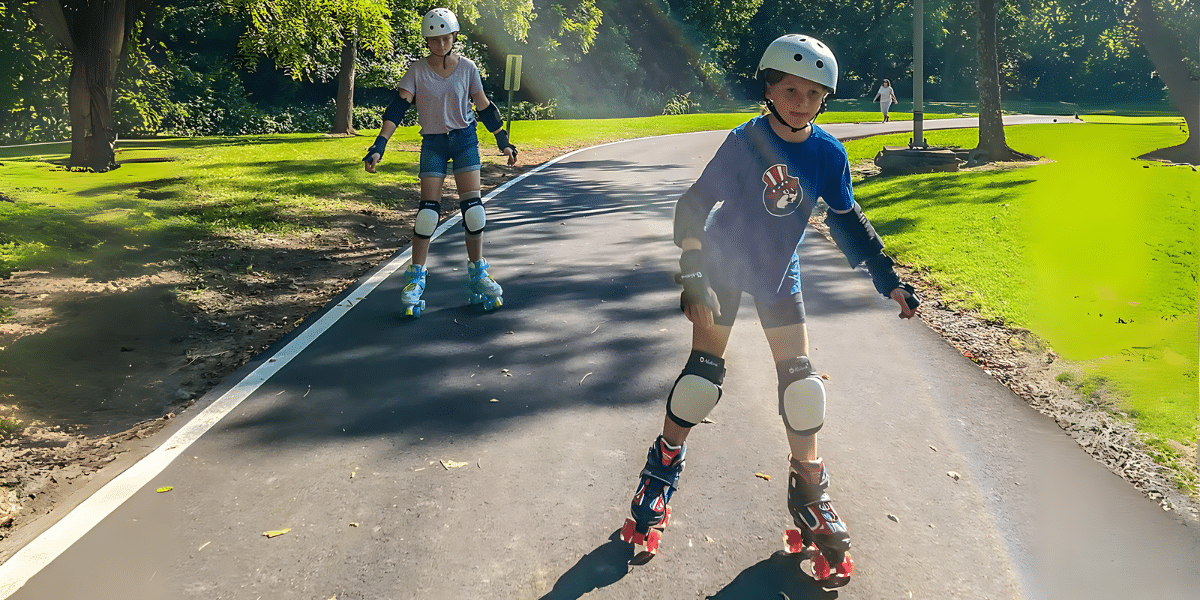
[419,126,481,178]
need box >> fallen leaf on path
[947,471,961,481]
[156,486,173,493]
[263,529,292,538]
[441,460,468,469]
[888,514,900,523]
[754,472,772,481]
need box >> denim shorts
[418,126,482,178]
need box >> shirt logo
[762,164,803,216]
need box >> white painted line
[0,142,611,596]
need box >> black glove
[363,135,388,164]
[495,129,518,159]
[678,249,715,314]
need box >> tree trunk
[974,0,1035,162]
[333,36,356,135]
[1131,0,1199,165]
[34,0,133,172]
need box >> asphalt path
[2,116,1198,599]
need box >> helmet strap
[765,100,809,133]
[764,96,829,134]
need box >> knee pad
[666,351,726,428]
[778,356,825,435]
[414,200,440,239]
[459,191,485,236]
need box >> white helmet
[422,8,460,37]
[757,34,838,93]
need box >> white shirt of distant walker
[876,83,897,105]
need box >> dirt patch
[1,145,1196,550]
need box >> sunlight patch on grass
[848,122,1197,449]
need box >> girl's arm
[363,89,416,172]
[472,90,517,166]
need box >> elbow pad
[825,204,885,267]
[382,95,412,126]
[478,102,504,132]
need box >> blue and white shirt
[674,116,855,297]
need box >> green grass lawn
[1,112,1195,489]
[849,119,1197,487]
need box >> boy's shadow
[704,552,838,600]
[537,531,633,600]
[538,534,837,600]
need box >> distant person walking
[873,79,898,122]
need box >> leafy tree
[24,0,155,171]
[0,2,71,144]
[228,0,395,134]
[974,0,1035,162]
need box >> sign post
[503,55,523,134]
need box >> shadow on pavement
[705,552,838,600]
[537,531,632,600]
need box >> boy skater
[363,8,517,316]
[619,35,919,588]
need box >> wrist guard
[864,254,921,309]
[678,249,713,312]
[363,135,388,163]
[495,129,518,158]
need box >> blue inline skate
[466,258,503,311]
[782,457,854,588]
[400,264,427,317]
[620,435,685,564]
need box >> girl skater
[619,35,919,589]
[363,7,517,316]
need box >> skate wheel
[403,300,424,317]
[783,529,807,554]
[621,518,661,565]
[812,552,854,589]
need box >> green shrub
[0,416,23,439]
[505,99,557,121]
[663,92,698,116]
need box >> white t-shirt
[399,56,485,135]
[877,85,896,103]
